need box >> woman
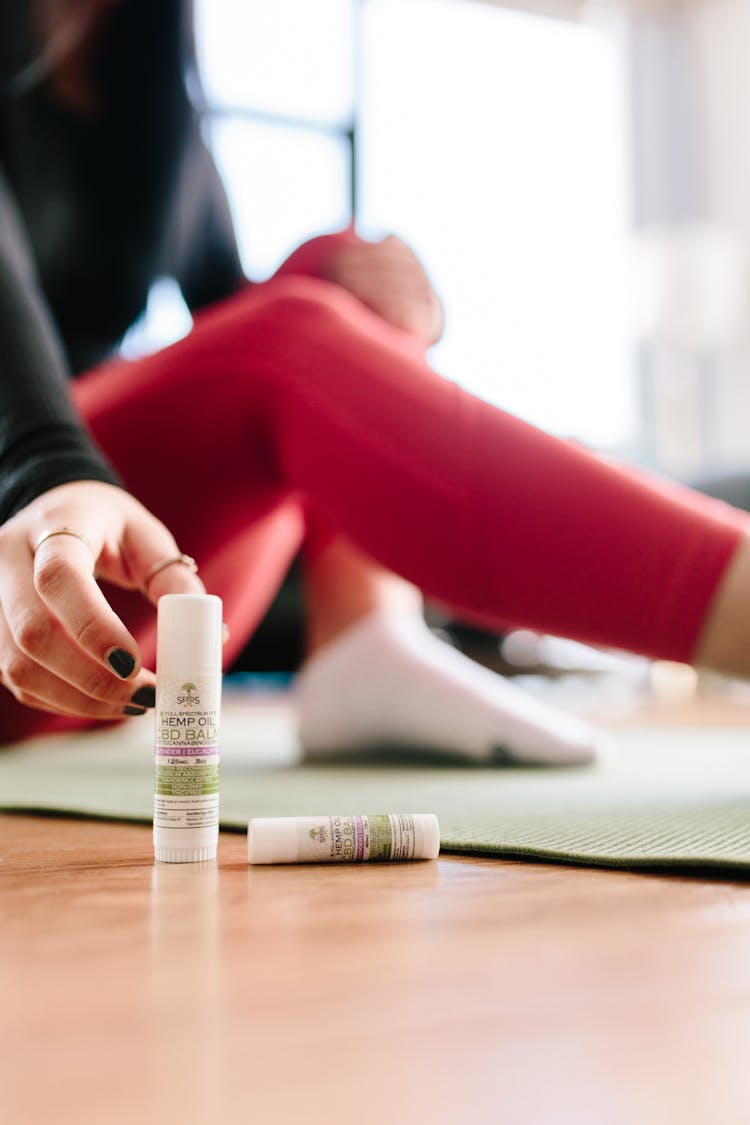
[0,0,747,760]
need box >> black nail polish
[130,685,155,709]
[107,648,136,678]
[123,705,147,717]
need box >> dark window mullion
[207,103,353,140]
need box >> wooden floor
[3,812,750,1124]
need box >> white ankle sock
[295,611,611,766]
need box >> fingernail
[222,622,230,645]
[107,648,136,678]
[130,685,155,708]
[123,705,147,717]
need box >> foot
[295,611,611,766]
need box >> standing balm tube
[154,594,222,863]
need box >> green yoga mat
[1,700,750,875]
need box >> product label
[153,673,220,830]
[299,814,417,862]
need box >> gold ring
[142,553,198,593]
[34,527,94,555]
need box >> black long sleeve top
[0,0,246,523]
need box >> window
[194,0,355,277]
[129,0,634,454]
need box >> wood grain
[3,813,750,1125]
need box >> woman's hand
[323,234,444,346]
[0,480,205,720]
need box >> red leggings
[2,269,746,740]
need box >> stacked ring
[142,553,199,594]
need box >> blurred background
[125,0,750,687]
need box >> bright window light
[208,118,351,279]
[360,0,634,451]
[194,0,354,126]
[120,277,192,359]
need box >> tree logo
[177,682,199,706]
[309,825,327,844]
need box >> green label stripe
[154,762,219,796]
[368,815,393,861]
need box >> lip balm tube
[247,813,440,865]
[154,594,222,863]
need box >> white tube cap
[157,594,222,674]
[248,818,299,864]
[415,813,441,860]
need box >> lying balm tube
[247,813,440,865]
[154,594,223,863]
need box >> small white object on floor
[295,611,612,766]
